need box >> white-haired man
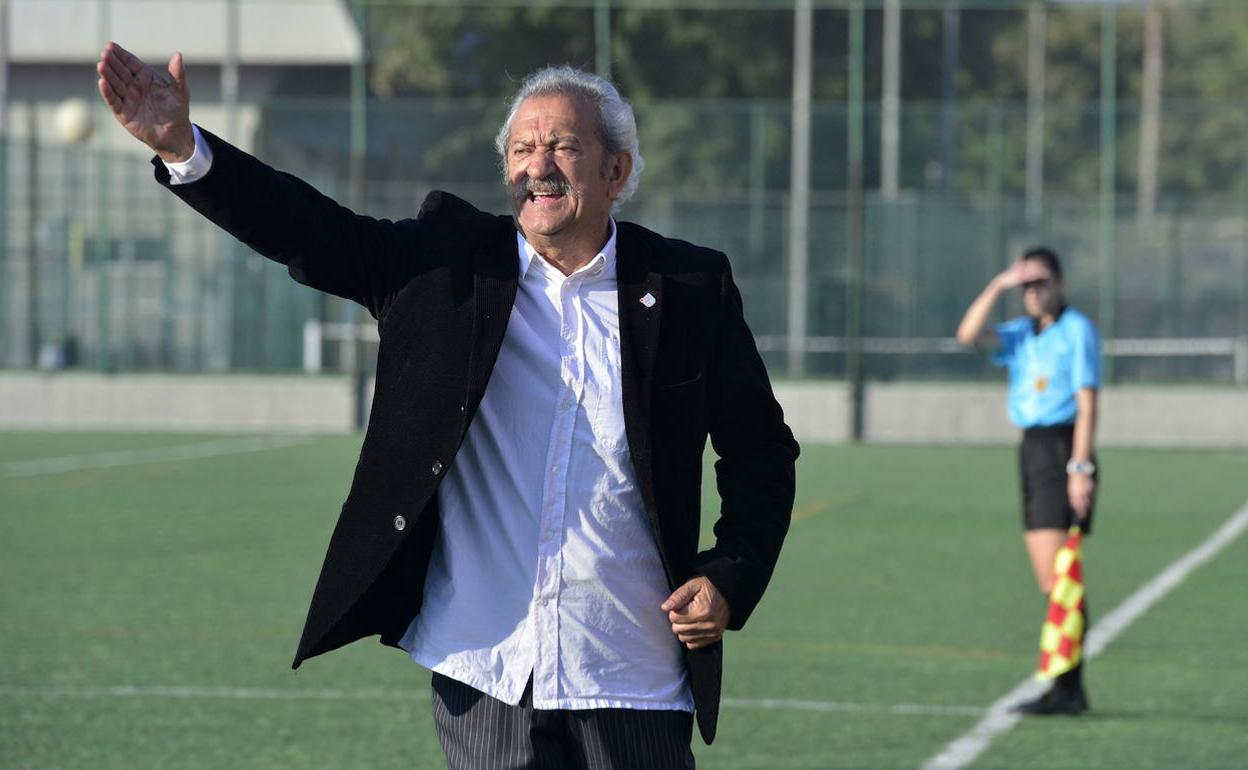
[98,43,798,768]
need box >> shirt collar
[516,219,617,282]
[1033,304,1068,336]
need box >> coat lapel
[617,224,662,429]
[615,224,667,563]
[467,223,521,411]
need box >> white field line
[919,498,1248,770]
[4,435,313,478]
[0,684,980,717]
[721,697,982,717]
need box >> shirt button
[431,460,444,475]
[393,515,406,531]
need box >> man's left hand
[1068,473,1095,519]
[662,576,731,650]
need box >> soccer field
[3,432,1247,770]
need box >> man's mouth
[530,190,566,203]
[512,178,575,205]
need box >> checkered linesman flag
[1037,526,1085,679]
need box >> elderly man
[98,42,798,768]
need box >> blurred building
[1,0,361,370]
[5,0,360,152]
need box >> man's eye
[512,147,531,156]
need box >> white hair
[495,65,644,211]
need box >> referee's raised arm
[957,259,1040,352]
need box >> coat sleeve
[153,128,462,322]
[695,258,800,630]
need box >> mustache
[509,176,578,201]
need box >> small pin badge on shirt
[639,292,656,308]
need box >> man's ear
[608,152,633,196]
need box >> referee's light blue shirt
[992,307,1101,429]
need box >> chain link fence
[3,1,1247,383]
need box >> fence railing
[4,97,1248,384]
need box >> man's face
[505,94,629,247]
[1020,258,1063,318]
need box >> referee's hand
[1068,474,1095,519]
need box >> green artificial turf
[3,433,1245,769]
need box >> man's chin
[517,211,573,239]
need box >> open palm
[97,42,194,162]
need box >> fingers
[168,52,189,93]
[97,47,139,116]
[1019,261,1048,283]
[99,48,131,83]
[995,260,1025,289]
[661,581,699,613]
[106,41,147,76]
[662,577,730,649]
[97,55,130,97]
[679,636,718,650]
[1068,479,1094,518]
[671,620,719,636]
[97,75,123,112]
[671,621,722,649]
[1076,488,1093,517]
[96,68,132,121]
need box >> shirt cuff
[163,124,213,185]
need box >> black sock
[1055,661,1083,694]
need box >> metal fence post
[349,0,369,430]
[847,1,866,441]
[595,0,612,81]
[786,0,812,380]
[0,0,8,366]
[25,103,38,367]
[1099,5,1118,383]
[1025,0,1046,226]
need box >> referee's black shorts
[1019,424,1097,535]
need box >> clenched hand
[662,576,731,650]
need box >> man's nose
[526,149,554,178]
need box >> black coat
[157,129,799,744]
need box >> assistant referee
[956,246,1100,715]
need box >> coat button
[431,460,444,475]
[393,515,406,531]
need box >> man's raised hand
[97,42,195,163]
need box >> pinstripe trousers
[431,672,696,770]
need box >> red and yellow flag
[1036,526,1085,679]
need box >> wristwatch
[1066,459,1096,476]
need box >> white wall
[2,373,1246,448]
[0,372,355,432]
[10,0,361,64]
